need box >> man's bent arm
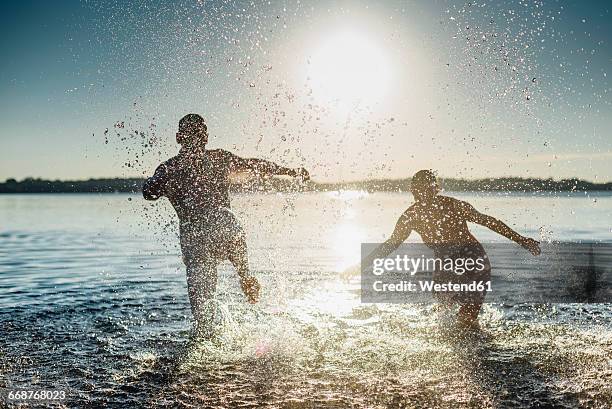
[360,214,412,269]
[463,204,524,242]
[143,164,168,200]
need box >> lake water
[1,192,611,408]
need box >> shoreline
[1,176,611,194]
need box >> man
[143,113,309,337]
[359,170,540,328]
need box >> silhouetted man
[359,170,540,328]
[143,113,309,337]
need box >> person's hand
[521,237,541,256]
[289,167,310,182]
[340,263,361,281]
[240,276,260,304]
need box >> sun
[307,29,392,106]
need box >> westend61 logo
[360,242,611,304]
[371,279,492,294]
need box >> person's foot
[240,276,260,303]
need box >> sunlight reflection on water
[0,192,610,407]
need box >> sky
[0,0,610,183]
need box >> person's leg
[455,257,489,329]
[228,236,260,303]
[186,254,218,338]
[457,303,482,329]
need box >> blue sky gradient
[0,0,610,182]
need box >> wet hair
[177,114,207,145]
[411,169,439,197]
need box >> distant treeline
[1,176,610,194]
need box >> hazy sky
[0,0,610,182]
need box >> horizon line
[1,174,611,185]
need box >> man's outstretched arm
[143,164,168,200]
[459,201,541,255]
[344,213,413,277]
[227,152,309,180]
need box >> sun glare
[332,222,366,271]
[307,29,391,106]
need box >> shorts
[179,207,245,264]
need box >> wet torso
[402,195,491,289]
[162,149,232,222]
[403,195,483,254]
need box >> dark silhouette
[359,170,541,328]
[143,114,309,337]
